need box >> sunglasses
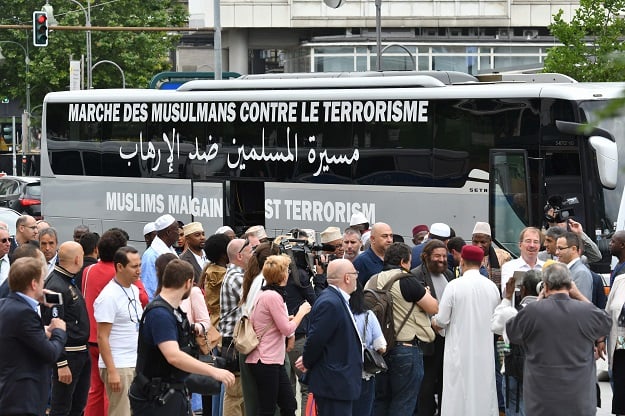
[0,238,9,243]
[239,238,258,254]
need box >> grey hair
[545,226,566,239]
[542,262,571,291]
[343,227,361,241]
[39,227,58,243]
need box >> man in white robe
[432,245,501,416]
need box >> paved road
[597,358,613,416]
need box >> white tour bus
[41,71,622,272]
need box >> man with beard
[432,245,501,416]
[141,215,180,300]
[342,227,362,262]
[179,222,207,284]
[129,259,235,416]
[411,240,454,416]
[471,222,511,285]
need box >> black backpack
[363,272,415,354]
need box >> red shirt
[82,261,115,344]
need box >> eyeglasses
[24,225,37,230]
[0,238,9,243]
[127,298,138,323]
[556,246,570,251]
[346,271,359,276]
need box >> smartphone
[512,271,526,287]
[44,292,63,305]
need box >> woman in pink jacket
[246,255,311,416]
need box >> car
[0,176,41,218]
[0,207,21,235]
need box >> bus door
[223,179,265,235]
[489,149,532,257]
[541,148,585,229]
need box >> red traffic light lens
[37,15,47,24]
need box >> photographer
[281,229,317,413]
[312,227,344,296]
[544,195,601,264]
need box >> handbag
[305,392,318,416]
[189,292,211,355]
[207,324,222,351]
[363,312,388,375]
[233,315,274,354]
[220,340,240,372]
[195,322,210,356]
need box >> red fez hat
[461,245,485,262]
[412,224,429,236]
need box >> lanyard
[113,279,140,326]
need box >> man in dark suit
[0,256,67,415]
[296,258,362,415]
[179,222,206,284]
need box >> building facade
[181,0,578,75]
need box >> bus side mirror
[589,136,617,189]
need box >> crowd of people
[0,196,622,416]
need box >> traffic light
[33,11,48,47]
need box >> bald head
[326,258,358,294]
[227,238,245,261]
[370,222,393,257]
[58,241,84,274]
[227,237,258,269]
[610,230,625,260]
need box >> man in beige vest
[365,242,438,414]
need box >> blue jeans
[211,384,224,416]
[503,375,525,416]
[373,344,423,416]
[353,377,375,416]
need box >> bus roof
[43,76,625,103]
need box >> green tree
[545,0,625,81]
[0,0,187,112]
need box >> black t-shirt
[398,273,427,303]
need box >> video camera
[276,230,337,275]
[544,196,579,224]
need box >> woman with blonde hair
[246,255,311,415]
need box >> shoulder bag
[362,312,388,374]
[233,314,274,354]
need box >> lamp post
[375,0,382,71]
[43,0,92,89]
[92,60,125,88]
[0,41,30,176]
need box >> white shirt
[192,250,208,269]
[94,279,144,368]
[500,257,544,295]
[0,254,10,285]
[46,253,58,277]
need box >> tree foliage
[1,0,187,113]
[545,0,625,81]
